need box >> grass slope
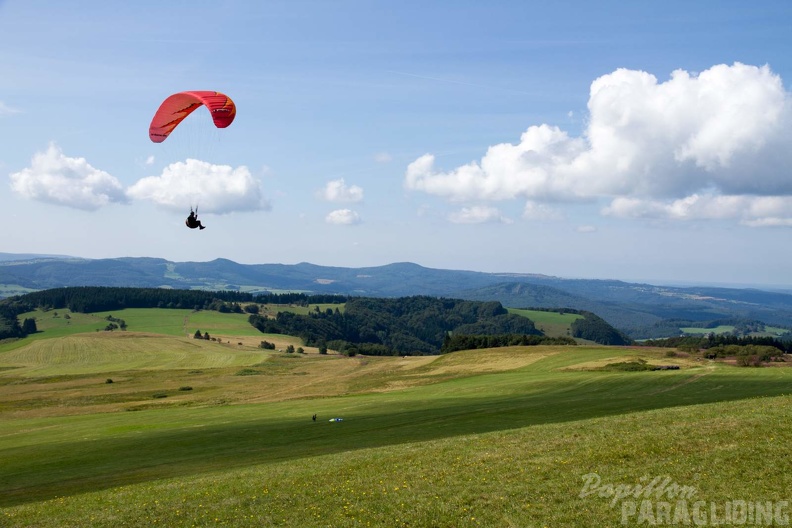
[3,394,791,527]
[1,308,791,526]
[17,308,265,340]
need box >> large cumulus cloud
[126,159,270,214]
[9,143,128,210]
[405,63,792,225]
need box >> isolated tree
[21,318,37,335]
[194,330,202,339]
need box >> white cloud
[145,155,155,166]
[576,225,597,233]
[374,152,392,163]
[126,158,270,214]
[0,101,21,116]
[523,201,564,221]
[325,209,361,225]
[448,205,512,224]
[603,194,792,225]
[9,143,127,211]
[405,63,792,226]
[318,178,364,203]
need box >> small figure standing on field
[312,414,317,422]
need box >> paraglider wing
[148,91,236,143]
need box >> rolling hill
[2,254,792,338]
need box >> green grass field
[681,324,791,338]
[680,325,736,335]
[259,302,346,316]
[508,308,582,338]
[1,308,791,527]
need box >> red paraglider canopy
[148,91,236,143]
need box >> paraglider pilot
[186,209,206,230]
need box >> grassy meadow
[681,324,790,337]
[679,325,736,336]
[507,308,582,338]
[1,308,791,527]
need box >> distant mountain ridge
[2,253,792,338]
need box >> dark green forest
[440,333,576,353]
[3,286,256,314]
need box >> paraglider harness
[186,208,205,230]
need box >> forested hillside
[249,296,543,355]
[569,311,633,345]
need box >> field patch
[563,350,701,371]
[416,346,554,375]
[0,332,269,377]
[508,308,582,337]
[15,307,264,340]
[680,324,735,335]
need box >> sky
[1,1,792,286]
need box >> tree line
[3,286,256,314]
[440,333,576,353]
[641,333,792,354]
[257,292,349,305]
[0,304,35,339]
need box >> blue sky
[1,1,792,286]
